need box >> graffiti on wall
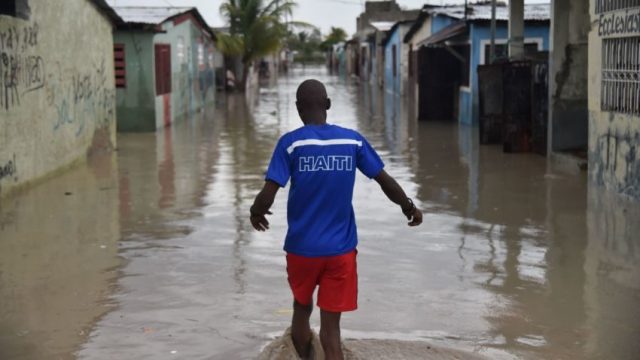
[598,9,640,37]
[0,22,43,111]
[0,154,18,183]
[0,21,115,136]
[46,59,116,136]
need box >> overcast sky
[107,0,550,36]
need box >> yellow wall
[0,0,117,197]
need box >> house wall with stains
[114,14,216,132]
[588,1,640,199]
[0,0,117,198]
[113,31,156,132]
[153,17,216,130]
[549,0,590,153]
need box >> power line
[320,0,362,6]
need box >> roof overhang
[90,0,124,25]
[112,6,215,40]
[418,22,468,48]
[164,8,217,40]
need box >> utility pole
[464,0,468,20]
[490,0,496,63]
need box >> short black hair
[296,79,327,109]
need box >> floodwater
[1,66,639,360]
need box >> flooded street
[1,66,639,360]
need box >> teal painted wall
[114,31,156,132]
[115,16,217,132]
[154,19,216,128]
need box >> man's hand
[249,180,280,232]
[405,207,423,227]
[374,170,423,227]
[250,210,272,231]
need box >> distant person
[226,69,236,91]
[249,79,422,359]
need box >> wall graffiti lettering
[0,21,115,134]
[0,154,18,182]
[0,22,39,52]
[47,59,116,136]
[0,22,44,111]
[598,9,640,38]
[0,53,46,110]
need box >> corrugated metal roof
[420,21,468,46]
[110,6,194,25]
[90,0,123,24]
[369,21,396,32]
[430,4,550,21]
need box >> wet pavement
[1,66,639,360]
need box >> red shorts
[286,250,358,312]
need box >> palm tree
[217,0,296,91]
[320,27,348,51]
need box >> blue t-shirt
[265,124,384,257]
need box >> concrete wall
[114,31,155,132]
[431,16,456,34]
[384,23,412,96]
[408,18,433,48]
[461,22,550,125]
[154,19,216,129]
[384,28,401,95]
[0,0,117,197]
[407,17,433,117]
[588,2,640,199]
[549,0,590,152]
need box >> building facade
[383,21,414,96]
[406,4,549,125]
[112,7,217,132]
[0,0,120,197]
[587,0,640,198]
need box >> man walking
[250,79,422,359]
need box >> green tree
[287,28,324,64]
[320,27,348,52]
[217,0,295,91]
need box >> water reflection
[585,189,640,359]
[0,154,121,360]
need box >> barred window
[114,44,126,88]
[596,0,640,14]
[601,37,640,115]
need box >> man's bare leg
[291,300,313,358]
[320,310,343,360]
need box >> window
[177,37,186,65]
[601,37,640,115]
[155,44,172,95]
[0,2,16,16]
[198,43,205,67]
[0,0,29,19]
[114,44,126,88]
[392,44,397,77]
[596,0,640,14]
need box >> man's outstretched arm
[374,170,423,226]
[249,180,281,231]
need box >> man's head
[296,79,331,125]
